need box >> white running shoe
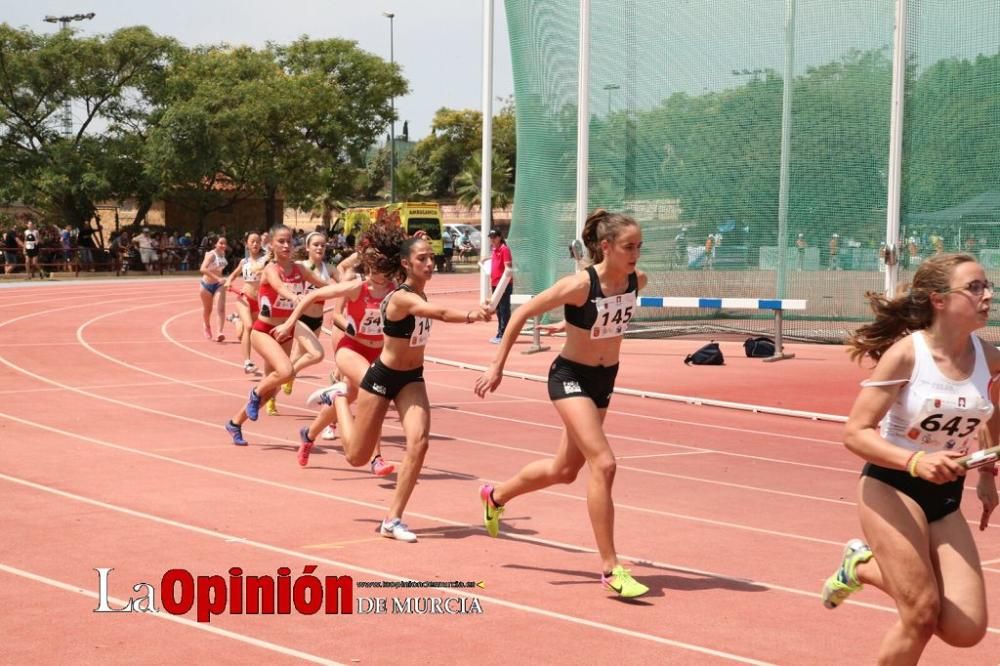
[321,425,337,440]
[306,382,348,406]
[243,360,258,374]
[378,518,417,543]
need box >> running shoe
[602,565,649,599]
[479,484,505,538]
[216,333,225,342]
[245,388,261,421]
[371,455,395,477]
[306,382,348,407]
[226,313,240,324]
[378,518,417,542]
[225,421,247,446]
[821,538,873,609]
[243,360,257,374]
[489,336,502,344]
[266,397,279,416]
[282,379,294,395]
[321,424,337,440]
[297,426,315,467]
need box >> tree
[146,45,309,233]
[273,37,407,217]
[454,150,513,221]
[0,24,177,229]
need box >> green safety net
[504,0,1000,341]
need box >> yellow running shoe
[282,379,294,395]
[266,397,279,416]
[479,484,504,538]
[821,538,872,609]
[602,565,649,599]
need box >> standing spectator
[964,235,978,259]
[3,222,17,276]
[134,228,157,272]
[484,229,513,344]
[22,218,41,279]
[78,219,100,271]
[177,232,193,270]
[828,233,840,271]
[60,225,73,272]
[796,233,807,271]
[907,235,921,268]
[703,233,715,270]
[441,227,454,272]
[673,226,687,269]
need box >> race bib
[275,282,306,311]
[590,292,636,340]
[359,308,382,335]
[410,316,431,347]
[904,395,992,454]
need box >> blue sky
[5,0,515,140]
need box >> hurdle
[512,294,807,361]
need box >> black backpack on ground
[684,341,725,365]
[743,336,776,358]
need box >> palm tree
[454,151,514,223]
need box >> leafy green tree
[0,25,177,229]
[454,150,513,221]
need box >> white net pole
[574,0,591,260]
[884,0,907,296]
[480,0,495,303]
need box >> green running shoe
[821,538,873,609]
[602,565,649,599]
[479,484,504,537]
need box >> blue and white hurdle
[511,294,808,361]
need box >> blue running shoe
[246,388,261,421]
[225,421,247,446]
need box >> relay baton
[488,267,512,312]
[958,445,1000,470]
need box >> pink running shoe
[371,455,395,477]
[297,426,314,467]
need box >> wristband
[977,465,999,477]
[907,450,925,478]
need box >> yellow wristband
[907,451,925,478]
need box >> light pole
[602,83,620,116]
[44,12,95,137]
[383,11,396,203]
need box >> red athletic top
[258,263,306,319]
[344,280,394,342]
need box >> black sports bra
[564,266,639,330]
[381,284,424,339]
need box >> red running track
[1,275,999,664]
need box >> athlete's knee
[900,592,941,640]
[272,361,295,383]
[590,453,617,484]
[938,611,987,647]
[406,434,430,459]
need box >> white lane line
[0,563,344,665]
[0,473,775,665]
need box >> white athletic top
[241,255,266,283]
[880,331,994,455]
[299,260,331,291]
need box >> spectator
[703,233,715,270]
[177,232,193,271]
[796,233,807,271]
[134,228,157,272]
[3,222,17,276]
[484,229,513,344]
[78,219,101,271]
[60,225,73,272]
[828,233,840,271]
[441,227,454,272]
[22,218,41,279]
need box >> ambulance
[341,203,444,257]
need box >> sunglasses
[942,280,995,296]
